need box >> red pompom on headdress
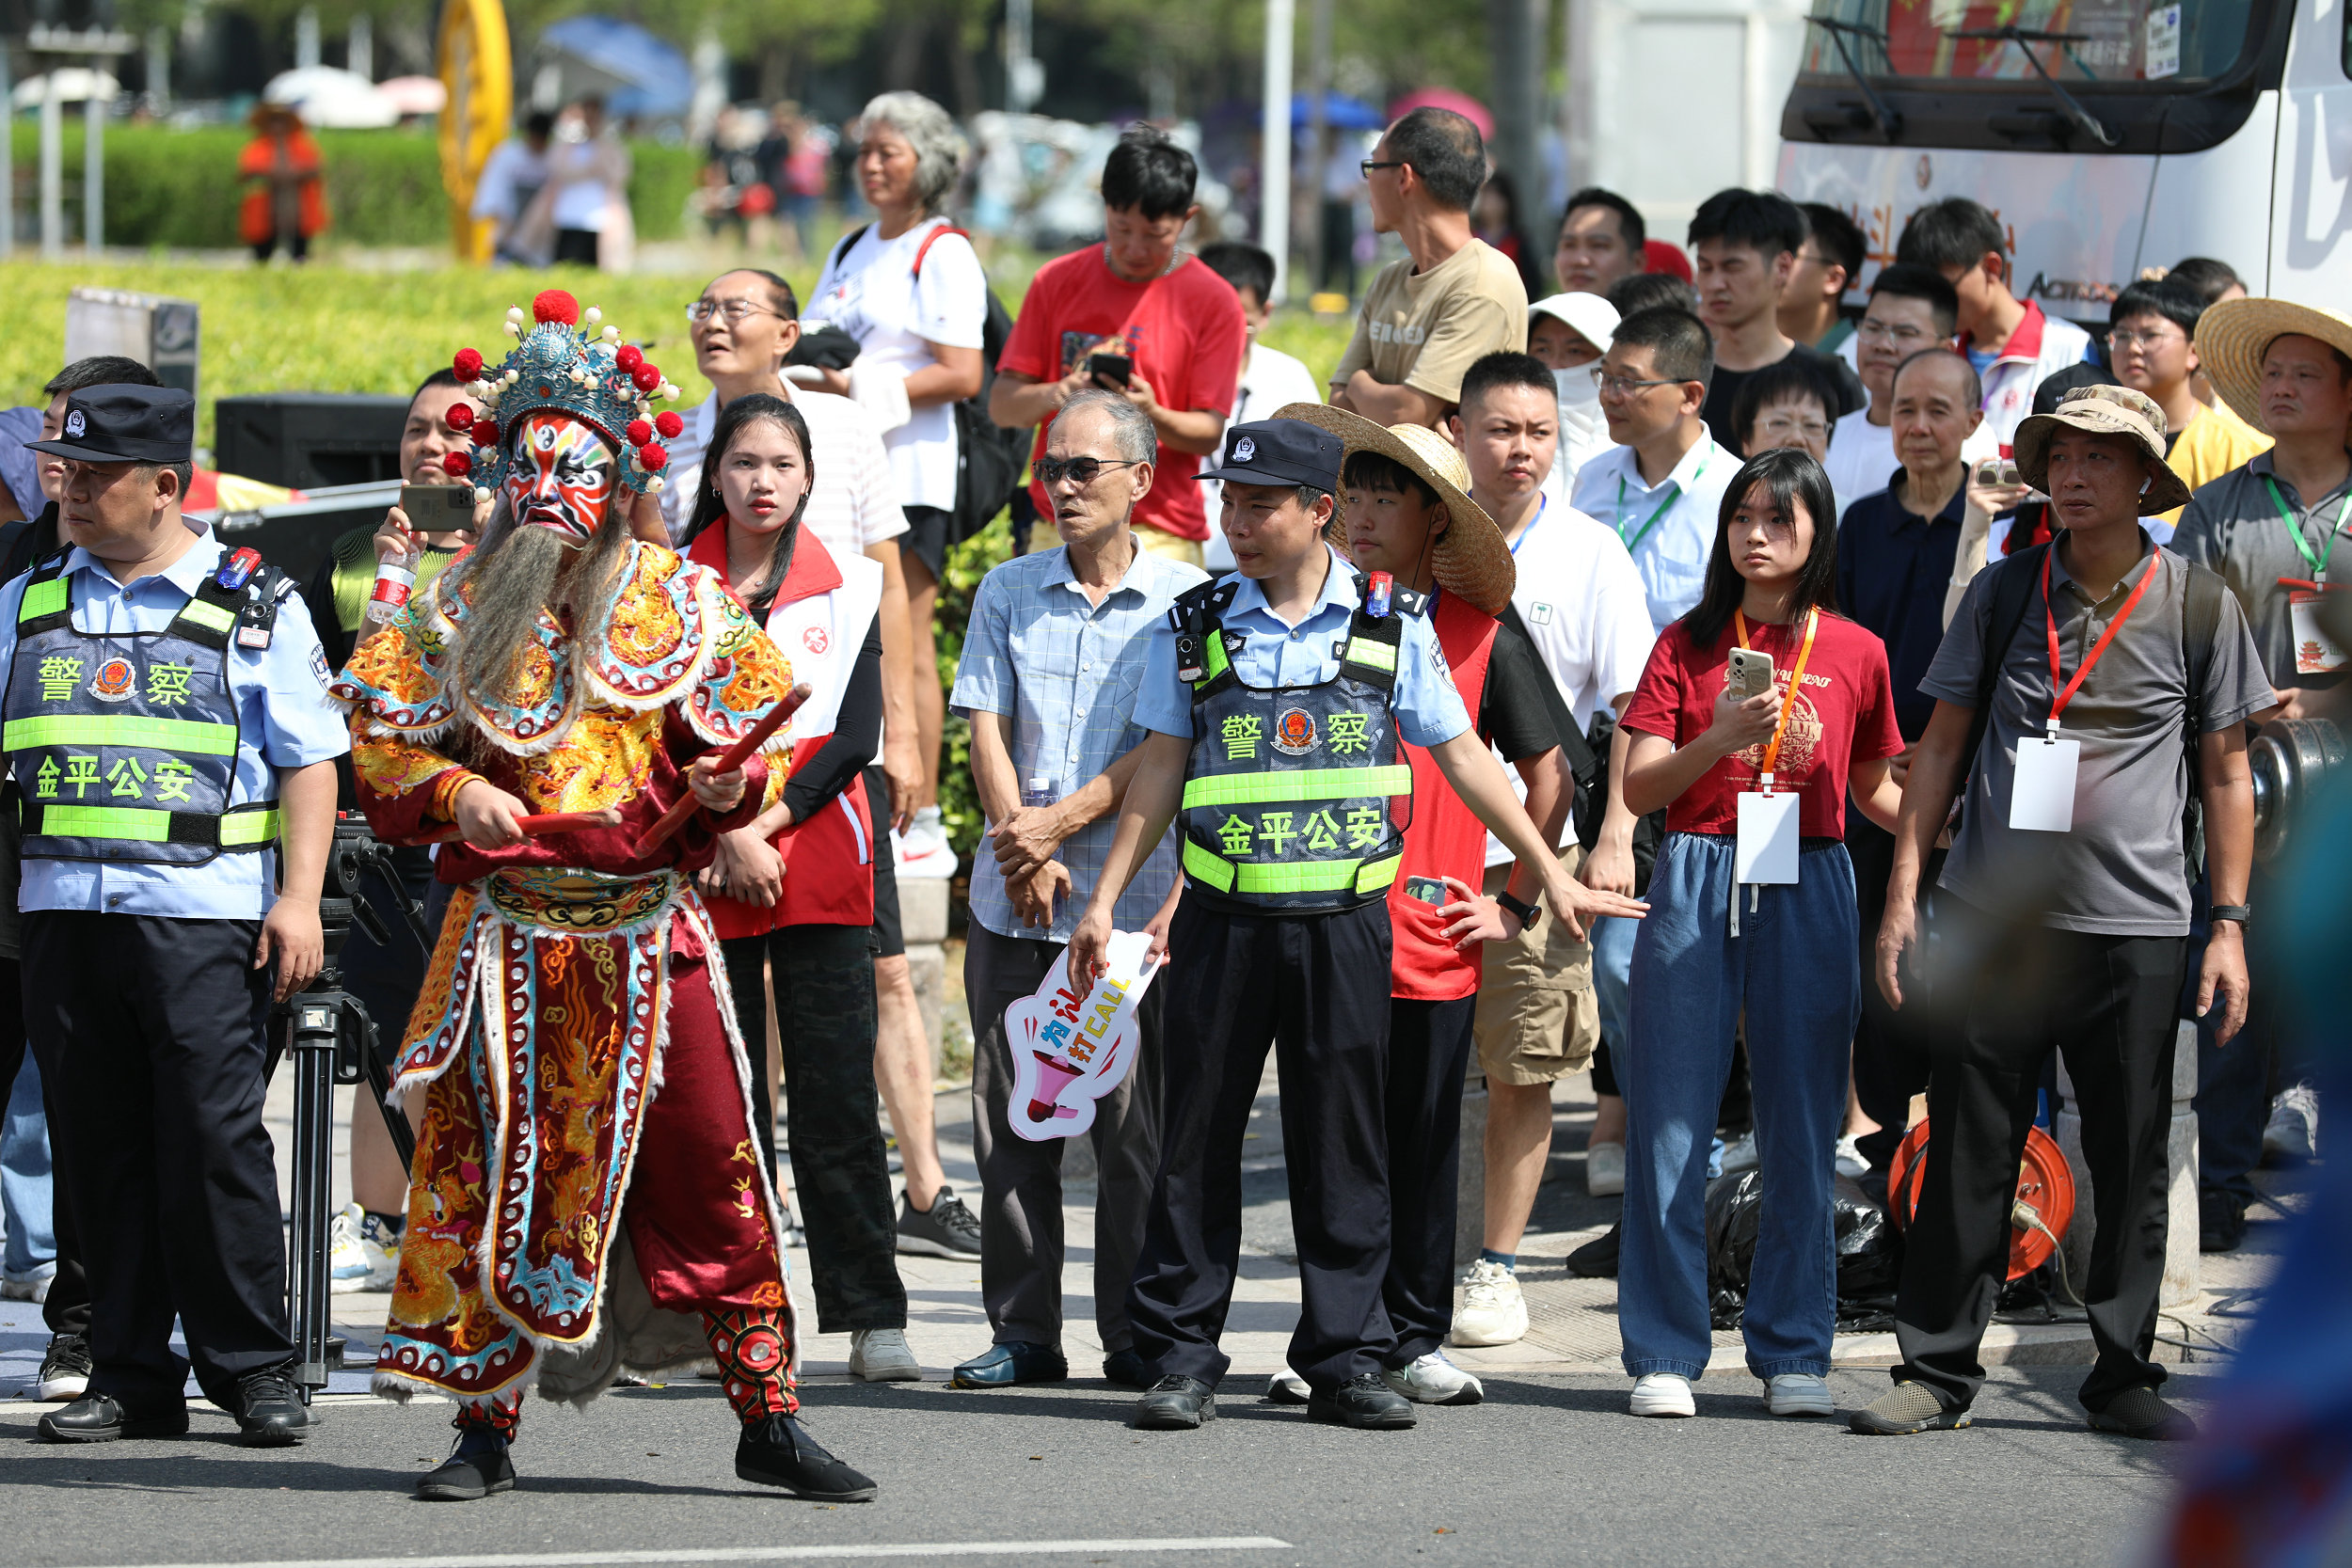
[654,410,684,439]
[470,417,500,445]
[444,402,473,432]
[630,362,662,393]
[532,290,581,326]
[614,344,644,372]
[442,450,472,477]
[453,348,484,382]
[626,419,652,446]
[638,442,669,471]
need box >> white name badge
[2291,593,2347,675]
[1735,790,1801,884]
[2010,731,2081,832]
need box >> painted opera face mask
[505,412,618,545]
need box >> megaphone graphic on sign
[1002,930,1160,1142]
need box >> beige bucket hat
[2193,296,2352,436]
[2012,384,2191,516]
[1275,402,1517,616]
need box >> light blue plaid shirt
[950,539,1207,943]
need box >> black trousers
[1126,898,1395,1393]
[1846,816,1949,1171]
[720,924,906,1334]
[1383,993,1477,1364]
[965,922,1162,1354]
[0,956,90,1337]
[1893,893,2186,1412]
[24,912,290,1410]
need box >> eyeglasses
[2106,328,2183,352]
[1035,456,1144,487]
[1590,369,1685,398]
[1756,413,1831,441]
[687,298,783,325]
[1856,320,1932,345]
[1359,159,1406,178]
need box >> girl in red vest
[680,394,914,1369]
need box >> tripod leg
[287,1009,339,1397]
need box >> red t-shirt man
[995,248,1247,545]
[1620,610,1904,839]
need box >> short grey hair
[860,92,964,215]
[1051,389,1155,463]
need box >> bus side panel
[2138,100,2280,300]
[2268,0,2352,309]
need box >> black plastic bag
[1704,1171,1902,1332]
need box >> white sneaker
[849,1327,923,1381]
[2265,1083,2319,1164]
[1834,1134,1869,1180]
[1384,1350,1483,1405]
[1767,1372,1834,1417]
[1267,1365,1310,1403]
[1586,1141,1627,1196]
[0,1271,53,1303]
[1719,1132,1759,1173]
[1449,1259,1528,1347]
[1629,1371,1695,1418]
[328,1201,399,1293]
[892,806,959,879]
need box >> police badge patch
[1272,707,1317,755]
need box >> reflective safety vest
[1172,572,1415,913]
[3,554,282,863]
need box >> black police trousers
[24,911,292,1410]
[1126,896,1397,1394]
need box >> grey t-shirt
[1921,538,2269,936]
[2171,449,2352,692]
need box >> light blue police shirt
[1133,546,1472,746]
[0,533,351,919]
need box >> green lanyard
[2263,475,2352,583]
[1615,450,1711,553]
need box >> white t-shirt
[548,140,615,232]
[660,384,909,564]
[1202,341,1326,572]
[1568,435,1736,637]
[807,218,990,513]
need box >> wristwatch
[1495,890,1543,931]
[2209,904,2251,928]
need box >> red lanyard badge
[1733,608,1820,794]
[2040,547,2157,736]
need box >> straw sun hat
[2193,296,2352,436]
[1274,403,1517,616]
[2011,384,2192,516]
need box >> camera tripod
[266,817,434,1402]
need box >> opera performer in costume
[332,290,876,1504]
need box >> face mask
[504,413,616,546]
[1556,367,1600,406]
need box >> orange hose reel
[1886,1119,2076,1281]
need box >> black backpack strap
[1498,601,1597,785]
[827,224,871,277]
[2178,556,2228,864]
[1961,543,2051,787]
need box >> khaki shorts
[1472,842,1600,1086]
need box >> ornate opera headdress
[439,288,686,501]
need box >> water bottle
[363,546,420,625]
[1021,775,1055,810]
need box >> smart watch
[2208,904,2251,929]
[1495,890,1543,931]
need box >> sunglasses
[1035,456,1144,487]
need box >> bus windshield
[1800,0,2257,84]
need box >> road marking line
[81,1537,1294,1568]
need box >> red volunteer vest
[1388,590,1498,1001]
[688,526,878,936]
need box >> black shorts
[898,504,950,588]
[866,767,905,958]
[553,228,600,266]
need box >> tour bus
[1775,0,2352,318]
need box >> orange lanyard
[2040,548,2158,735]
[1733,608,1819,792]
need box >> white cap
[1529,293,1621,355]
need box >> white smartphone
[1726,646,1774,701]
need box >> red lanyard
[2040,546,2158,733]
[1733,608,1820,791]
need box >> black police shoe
[1102,1348,1153,1388]
[1134,1374,1216,1430]
[949,1341,1067,1388]
[37,1394,189,1443]
[234,1366,314,1447]
[2200,1190,2248,1254]
[736,1414,878,1501]
[1308,1371,1417,1431]
[417,1427,516,1501]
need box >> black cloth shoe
[1135,1374,1216,1430]
[2199,1190,2248,1254]
[235,1365,314,1447]
[737,1414,878,1501]
[1566,1222,1621,1279]
[417,1427,516,1500]
[896,1184,983,1259]
[1307,1371,1416,1431]
[37,1394,188,1444]
[949,1341,1067,1388]
[2088,1386,2200,1441]
[1102,1348,1152,1388]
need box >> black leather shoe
[417,1427,516,1500]
[1102,1348,1152,1388]
[1308,1371,1416,1430]
[1135,1374,1216,1430]
[737,1414,878,1501]
[2199,1190,2247,1254]
[235,1366,314,1447]
[949,1341,1068,1388]
[37,1394,188,1444]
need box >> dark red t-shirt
[997,247,1247,543]
[1621,610,1904,839]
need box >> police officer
[1068,418,1645,1432]
[10,386,346,1445]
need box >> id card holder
[2010,724,2080,832]
[1734,781,1800,885]
[2291,592,2347,674]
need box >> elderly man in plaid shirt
[946,390,1200,1391]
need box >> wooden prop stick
[423,809,623,846]
[630,683,811,858]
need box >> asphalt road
[3,1362,2201,1568]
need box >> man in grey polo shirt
[946,390,1200,1391]
[1857,385,2267,1443]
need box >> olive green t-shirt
[1330,237,1529,418]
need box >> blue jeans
[1592,911,1638,1061]
[1620,832,1858,1381]
[2,1051,56,1283]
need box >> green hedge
[7,122,698,248]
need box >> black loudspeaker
[214,394,411,488]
